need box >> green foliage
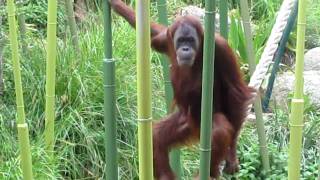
[19,0,66,33]
[220,0,281,68]
[305,0,320,48]
[228,9,248,64]
[0,11,167,179]
[250,0,281,21]
[1,0,319,179]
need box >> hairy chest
[171,70,202,107]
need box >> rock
[176,5,231,33]
[271,71,320,109]
[305,35,320,48]
[304,47,320,71]
[177,5,205,20]
[246,113,273,123]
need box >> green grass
[1,1,320,180]
[305,0,320,48]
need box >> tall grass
[0,2,319,179]
[0,12,166,178]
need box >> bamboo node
[46,95,55,98]
[48,22,57,25]
[205,10,216,15]
[16,105,25,108]
[199,147,211,152]
[297,22,307,26]
[291,98,304,103]
[17,123,28,128]
[137,117,153,122]
[8,13,16,17]
[103,58,115,63]
[289,123,304,127]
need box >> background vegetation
[0,0,319,179]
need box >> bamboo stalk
[103,0,118,179]
[239,0,270,172]
[156,0,182,178]
[0,44,3,96]
[6,0,33,179]
[262,0,298,111]
[199,0,215,179]
[219,0,228,39]
[136,0,153,179]
[17,124,34,180]
[288,0,307,178]
[44,0,58,154]
[64,0,80,54]
[156,0,171,115]
[0,4,4,96]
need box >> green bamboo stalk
[136,0,153,179]
[0,2,4,96]
[64,0,81,55]
[156,0,171,114]
[6,0,33,179]
[44,0,58,154]
[0,42,3,96]
[156,0,182,178]
[17,124,34,180]
[219,0,228,39]
[199,0,215,179]
[288,0,307,178]
[102,0,118,179]
[239,0,270,172]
